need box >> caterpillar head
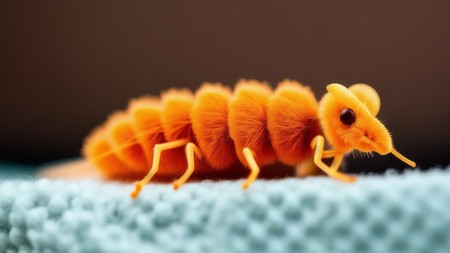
[319,83,415,167]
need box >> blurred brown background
[1,0,449,173]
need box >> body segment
[191,84,237,169]
[267,80,321,165]
[228,80,277,167]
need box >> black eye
[340,108,356,125]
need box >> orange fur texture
[228,80,277,166]
[191,84,238,169]
[83,127,142,180]
[267,80,321,165]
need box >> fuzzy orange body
[191,85,238,169]
[83,80,417,197]
[267,81,321,165]
[83,80,323,180]
[228,80,278,167]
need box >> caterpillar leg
[130,139,190,198]
[311,135,356,183]
[242,147,260,189]
[329,153,344,172]
[172,142,203,190]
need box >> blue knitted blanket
[0,167,449,253]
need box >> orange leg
[311,135,356,183]
[130,139,190,198]
[242,147,260,189]
[172,143,203,190]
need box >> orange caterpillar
[82,80,416,198]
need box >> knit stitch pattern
[0,168,449,253]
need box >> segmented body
[83,79,321,180]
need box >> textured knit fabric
[0,167,449,253]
